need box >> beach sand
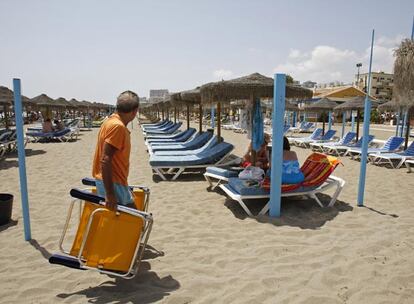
[1,120,414,303]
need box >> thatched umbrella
[304,98,338,135]
[393,39,414,148]
[334,96,379,140]
[201,73,313,146]
[377,99,399,112]
[0,86,13,128]
[31,93,55,119]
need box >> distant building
[355,71,393,101]
[301,81,317,88]
[149,89,169,98]
[149,89,169,104]
[139,97,149,105]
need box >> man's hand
[105,193,118,211]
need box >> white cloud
[273,35,402,84]
[213,69,233,80]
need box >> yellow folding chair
[49,179,153,279]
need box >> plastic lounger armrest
[70,188,105,204]
[49,254,84,270]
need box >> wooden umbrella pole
[322,112,326,136]
[356,109,360,140]
[174,107,177,123]
[186,104,190,130]
[199,103,203,132]
[162,109,164,121]
[217,101,221,142]
[404,108,411,149]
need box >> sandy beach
[1,120,414,304]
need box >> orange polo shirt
[92,114,131,186]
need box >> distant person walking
[92,90,139,210]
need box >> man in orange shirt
[92,90,139,210]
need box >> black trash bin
[0,193,13,226]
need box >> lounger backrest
[382,136,404,151]
[54,128,71,136]
[183,131,213,149]
[352,135,375,148]
[310,128,323,140]
[339,132,356,145]
[0,130,12,142]
[405,141,414,155]
[321,129,336,141]
[199,142,234,163]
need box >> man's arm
[101,142,118,211]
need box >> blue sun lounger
[346,136,404,159]
[291,128,323,146]
[143,121,174,132]
[144,122,182,136]
[310,131,356,152]
[153,135,218,156]
[325,135,375,156]
[150,142,235,180]
[142,120,171,131]
[26,128,75,142]
[149,131,213,154]
[141,120,167,129]
[146,128,196,144]
[369,141,414,168]
[295,129,336,148]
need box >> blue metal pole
[13,79,32,241]
[303,112,307,122]
[328,111,332,130]
[341,112,346,138]
[357,29,375,207]
[292,111,297,127]
[269,74,286,217]
[411,15,414,40]
[211,107,215,129]
[351,111,355,132]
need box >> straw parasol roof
[393,39,414,109]
[0,86,13,105]
[304,98,338,112]
[334,96,379,112]
[200,73,313,103]
[378,99,400,112]
[31,93,55,107]
[180,88,201,103]
[54,97,71,108]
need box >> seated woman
[282,136,304,184]
[242,133,271,169]
[42,118,54,133]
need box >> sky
[1,0,413,104]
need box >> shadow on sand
[0,219,18,232]
[56,245,179,304]
[222,192,353,229]
[0,149,47,169]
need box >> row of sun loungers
[141,120,238,181]
[289,128,414,170]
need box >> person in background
[54,119,65,131]
[42,118,54,133]
[242,133,271,169]
[92,90,139,210]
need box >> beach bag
[239,166,265,181]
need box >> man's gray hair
[116,90,139,113]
